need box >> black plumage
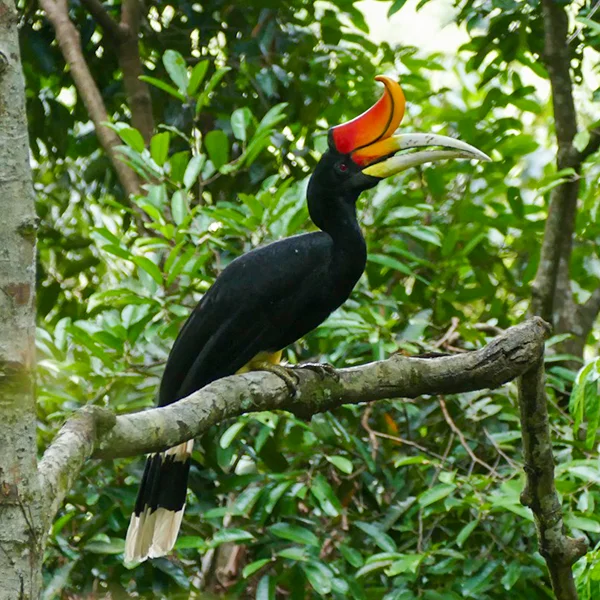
[124,75,487,563]
[158,151,376,406]
[125,148,379,564]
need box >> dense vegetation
[18,0,600,597]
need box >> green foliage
[22,0,600,597]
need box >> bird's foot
[292,362,340,382]
[254,362,300,396]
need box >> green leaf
[83,537,125,554]
[270,522,319,546]
[175,536,208,550]
[183,154,205,189]
[232,485,263,516]
[356,560,392,578]
[570,361,596,428]
[565,515,600,533]
[139,76,186,101]
[584,369,600,450]
[256,575,273,600]
[339,543,363,567]
[220,421,246,449]
[169,151,190,183]
[354,522,397,552]
[165,246,195,287]
[506,187,524,219]
[369,254,414,276]
[114,126,145,153]
[326,455,353,474]
[243,558,271,579]
[204,130,230,169]
[256,103,288,136]
[399,225,442,247]
[277,546,309,561]
[501,562,522,591]
[310,473,342,516]
[163,49,189,92]
[456,519,479,547]
[196,67,231,113]
[188,59,209,95]
[577,16,600,36]
[418,484,455,507]
[42,562,76,600]
[385,553,424,576]
[302,562,333,595]
[132,256,163,286]
[150,132,170,166]
[231,107,253,142]
[171,190,188,226]
[209,529,254,548]
[388,0,409,16]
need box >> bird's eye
[339,162,348,172]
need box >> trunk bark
[0,2,43,598]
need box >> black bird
[125,76,489,562]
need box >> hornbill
[124,76,489,563]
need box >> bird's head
[308,76,490,207]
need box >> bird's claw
[255,362,301,397]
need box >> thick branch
[80,0,124,40]
[531,0,580,322]
[518,360,588,599]
[81,0,154,143]
[37,406,116,531]
[37,317,550,504]
[39,0,141,197]
[118,0,154,143]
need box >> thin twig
[483,427,519,469]
[434,317,460,349]
[360,405,379,460]
[370,430,447,463]
[438,397,500,477]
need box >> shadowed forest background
[16,0,600,597]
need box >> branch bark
[518,360,588,599]
[39,0,142,197]
[39,317,550,511]
[81,0,154,143]
[118,0,154,143]
[530,0,580,323]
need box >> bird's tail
[124,440,193,563]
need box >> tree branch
[117,0,154,143]
[39,0,141,197]
[579,128,600,163]
[518,360,588,599]
[37,406,116,531]
[530,0,580,322]
[80,0,154,144]
[80,0,125,41]
[38,317,550,512]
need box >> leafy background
[20,0,600,597]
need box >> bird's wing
[158,232,331,406]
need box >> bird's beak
[329,76,491,179]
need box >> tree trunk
[0,1,43,598]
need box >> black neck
[306,186,367,289]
